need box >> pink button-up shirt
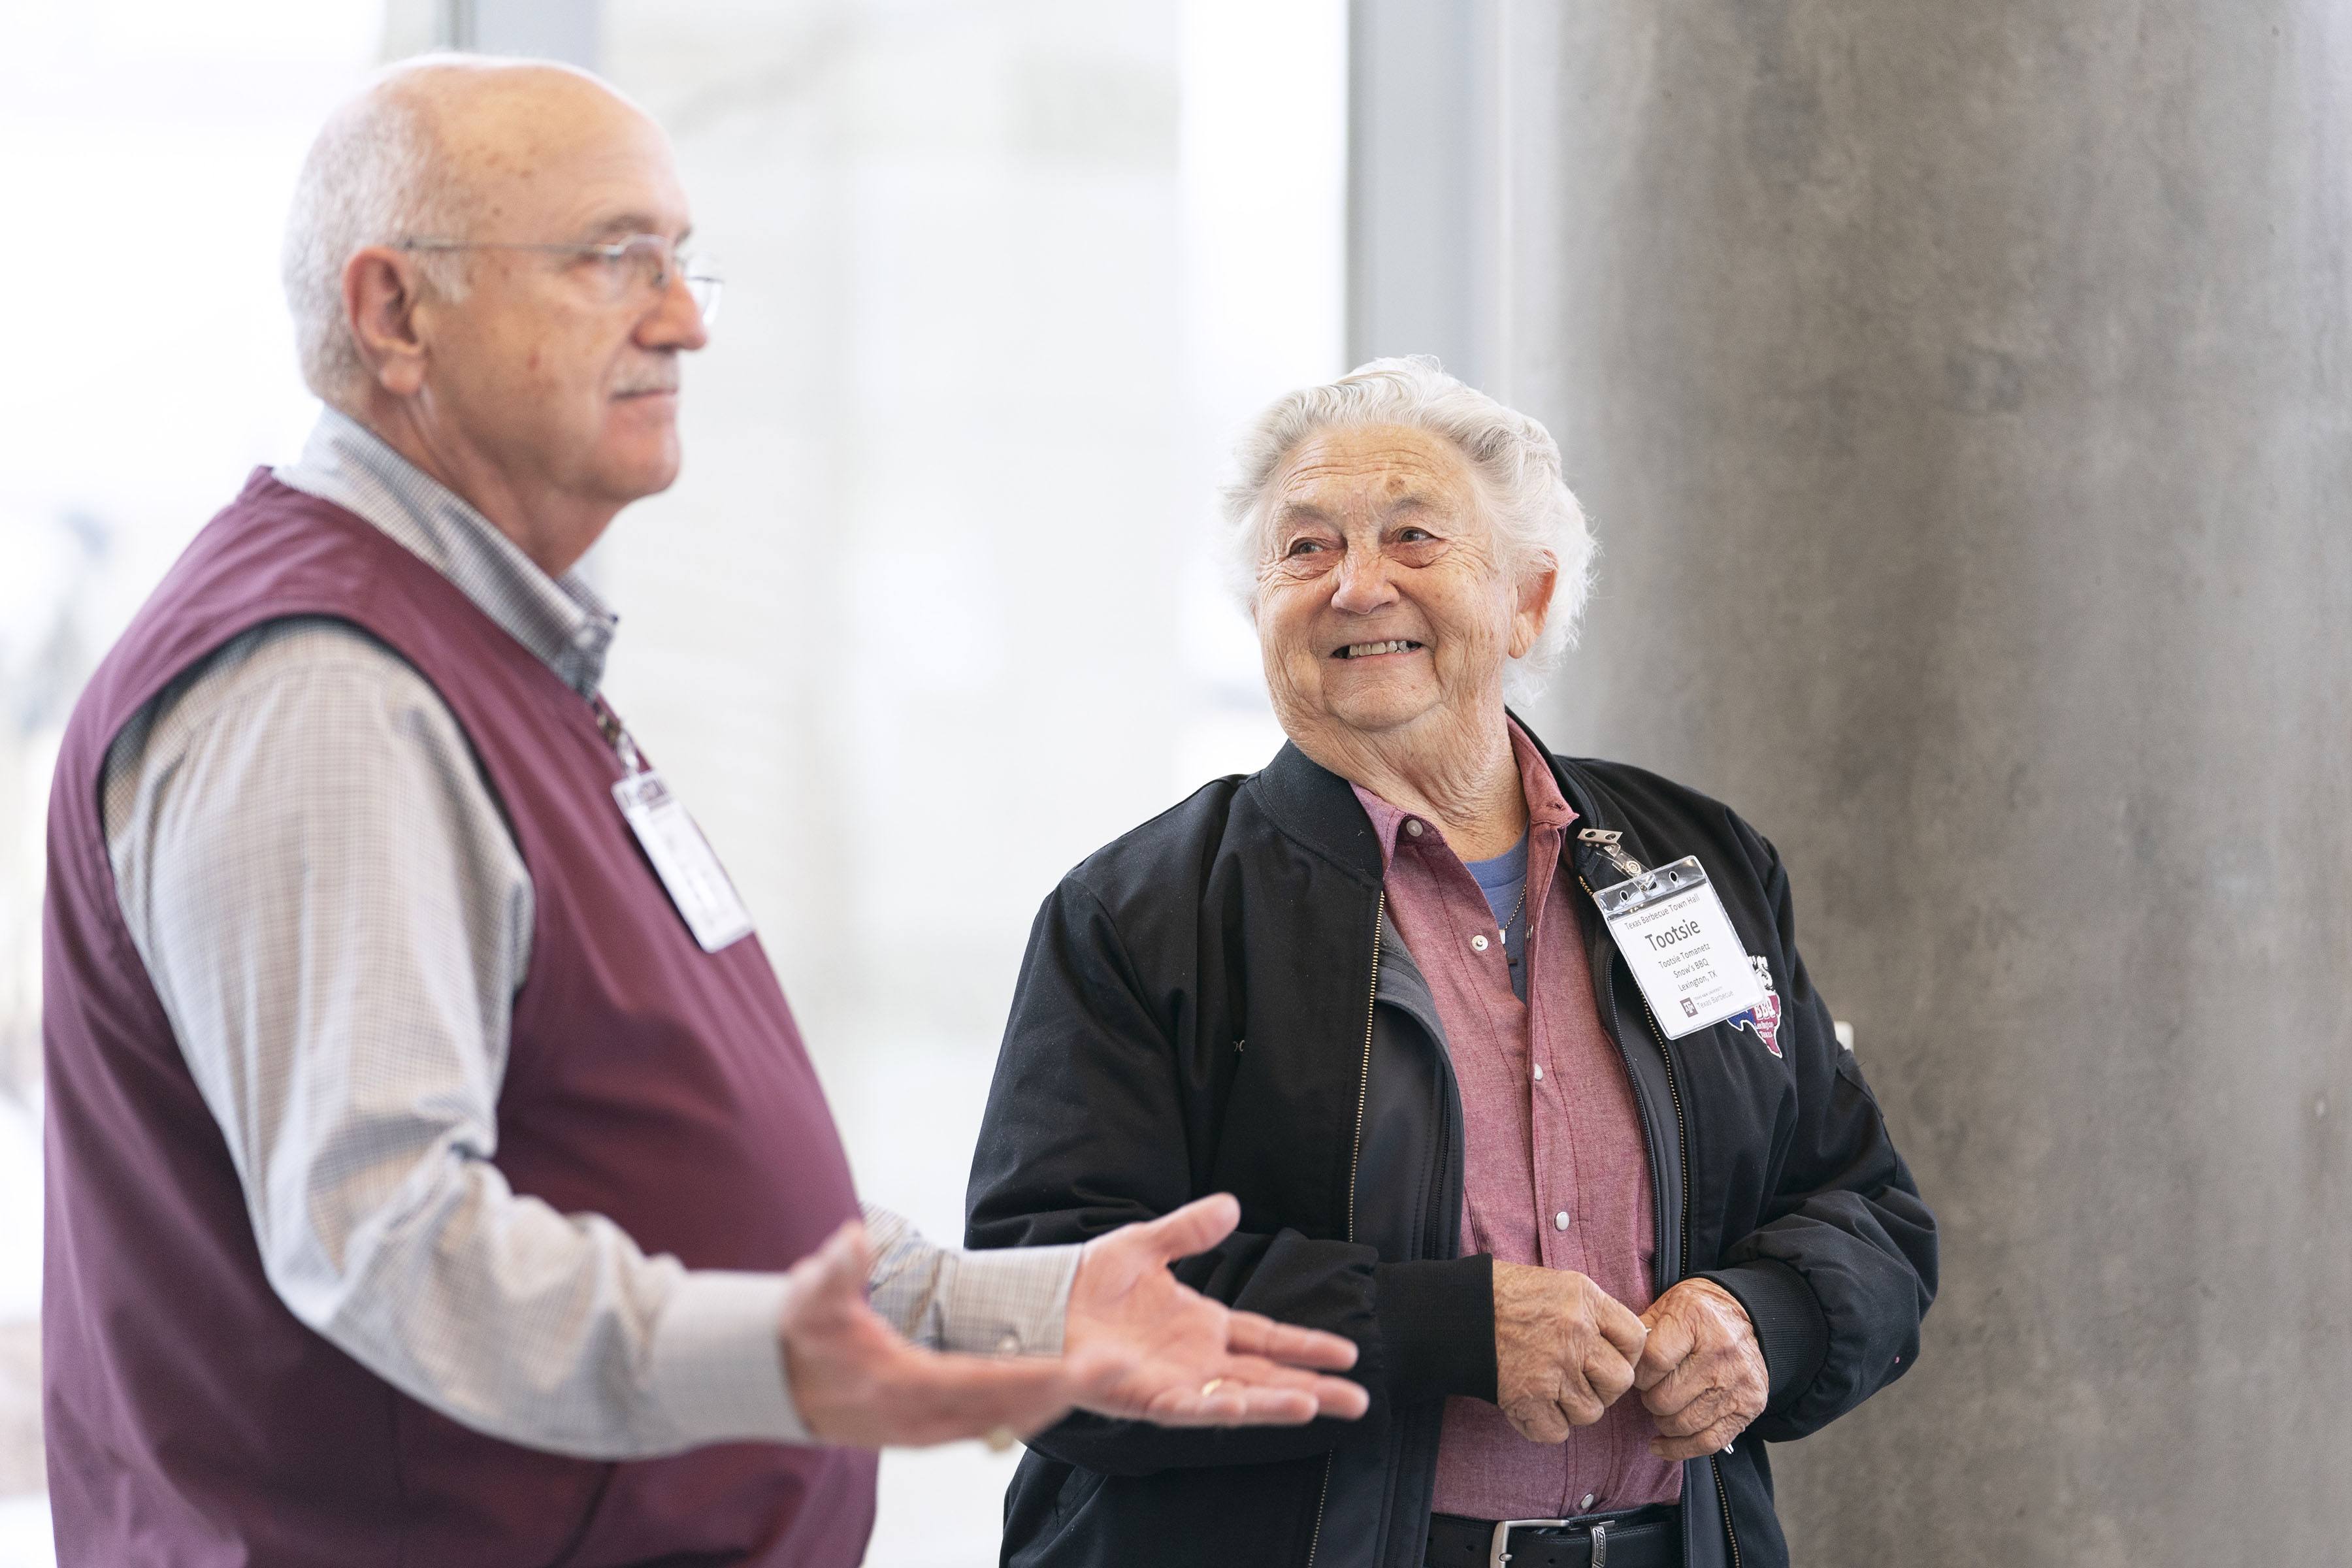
[1353,723,1682,1520]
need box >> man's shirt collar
[274,406,618,697]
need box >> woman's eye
[1396,527,1434,544]
[1285,538,1328,557]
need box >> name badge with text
[1592,855,1764,1039]
[613,770,755,954]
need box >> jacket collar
[1249,707,1648,889]
[1253,740,1388,886]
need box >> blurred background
[0,1,2344,1565]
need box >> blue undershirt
[1464,834,1531,1001]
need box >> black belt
[1425,1504,1680,1568]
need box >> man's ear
[344,246,431,397]
[1508,565,1559,660]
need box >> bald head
[280,54,661,405]
[279,54,706,578]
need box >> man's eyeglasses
[394,235,724,326]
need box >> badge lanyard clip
[1577,826,1646,881]
[593,695,644,776]
[594,694,755,953]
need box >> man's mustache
[615,365,681,397]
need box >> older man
[968,358,1936,1567]
[40,56,1365,1568]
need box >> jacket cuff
[1698,1258,1829,1413]
[1375,1254,1495,1405]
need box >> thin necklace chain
[1499,880,1529,949]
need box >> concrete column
[1363,1,2352,1561]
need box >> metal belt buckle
[1488,1518,1567,1568]
[1486,1518,1607,1568]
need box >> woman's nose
[1329,547,1396,613]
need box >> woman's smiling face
[1254,423,1552,753]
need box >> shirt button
[1532,1064,1543,1081]
[996,1333,1021,1355]
[1554,1211,1571,1230]
[1470,934,1489,952]
[1405,819,1425,838]
[1581,1494,1597,1511]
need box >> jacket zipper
[1713,1462,1742,1568]
[1629,989,1694,1292]
[1579,875,1683,1280]
[1346,892,1384,1246]
[1306,890,1384,1568]
[1581,874,1742,1568]
[1631,989,1742,1568]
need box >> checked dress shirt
[97,407,1077,1456]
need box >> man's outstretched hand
[779,1195,1367,1451]
[1062,1194,1370,1426]
[781,1220,1105,1449]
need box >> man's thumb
[794,1219,871,1302]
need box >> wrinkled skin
[1635,1278,1769,1459]
[339,61,708,577]
[1492,1260,1650,1443]
[1252,423,1555,860]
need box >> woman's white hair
[279,59,485,405]
[1220,355,1595,683]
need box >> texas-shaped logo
[1728,956,1782,1058]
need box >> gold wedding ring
[984,1426,1017,1452]
[1199,1377,1226,1399]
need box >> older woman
[966,359,1935,1568]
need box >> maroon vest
[42,472,874,1567]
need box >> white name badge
[613,770,755,953]
[1591,855,1765,1039]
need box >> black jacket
[966,721,1936,1568]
